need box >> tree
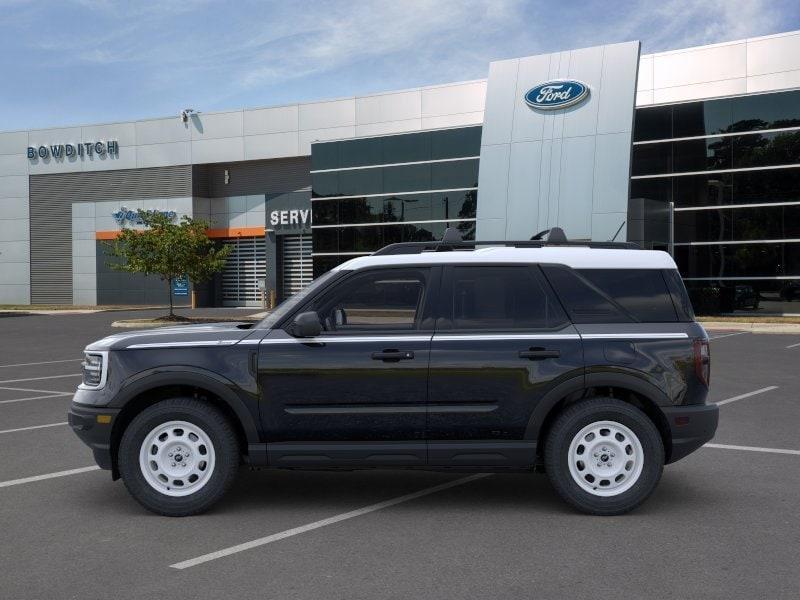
[105,210,231,318]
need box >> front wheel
[544,398,664,515]
[118,398,240,516]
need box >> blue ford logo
[524,80,589,110]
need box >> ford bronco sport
[69,228,718,516]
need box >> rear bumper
[67,401,120,471]
[662,403,719,464]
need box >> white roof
[336,246,678,271]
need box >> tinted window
[673,137,732,173]
[674,243,800,278]
[674,204,800,243]
[634,106,672,142]
[673,98,732,137]
[731,90,800,132]
[431,159,479,189]
[577,269,678,322]
[732,130,800,169]
[448,266,567,330]
[382,132,431,164]
[312,269,430,331]
[312,198,337,226]
[631,142,672,176]
[430,126,482,159]
[338,138,383,168]
[542,266,632,324]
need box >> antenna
[609,221,626,242]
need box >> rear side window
[577,269,678,322]
[447,266,568,330]
[541,266,632,324]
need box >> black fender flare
[523,371,669,441]
[112,367,261,444]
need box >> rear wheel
[544,398,664,515]
[118,398,239,516]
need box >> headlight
[81,352,108,388]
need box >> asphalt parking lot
[0,311,799,599]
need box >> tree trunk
[168,278,174,317]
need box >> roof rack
[372,227,640,256]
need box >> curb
[700,321,800,334]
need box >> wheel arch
[108,369,260,480]
[526,372,673,463]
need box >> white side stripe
[434,333,580,341]
[581,333,689,340]
[126,339,242,349]
[250,332,690,345]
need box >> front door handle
[519,347,560,360]
[372,349,415,362]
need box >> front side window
[448,266,567,330]
[310,268,430,332]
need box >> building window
[630,89,800,313]
[311,127,480,276]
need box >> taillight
[693,338,710,387]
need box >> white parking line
[786,341,800,349]
[705,443,800,456]
[0,385,74,394]
[0,358,82,369]
[0,422,67,435]
[0,466,100,489]
[0,393,72,405]
[715,386,778,406]
[170,473,492,570]
[708,331,748,340]
[0,374,81,385]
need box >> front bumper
[67,401,120,471]
[662,403,719,464]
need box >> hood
[86,322,255,351]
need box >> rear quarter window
[577,269,678,322]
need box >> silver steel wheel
[138,420,216,497]
[567,420,644,497]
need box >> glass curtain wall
[310,126,480,276]
[631,89,800,313]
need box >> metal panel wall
[477,41,640,243]
[29,165,191,304]
[195,157,311,198]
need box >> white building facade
[1,29,799,312]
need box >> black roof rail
[371,227,640,256]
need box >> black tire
[118,398,240,516]
[544,398,664,516]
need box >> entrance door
[258,266,438,464]
[281,233,312,299]
[220,236,266,307]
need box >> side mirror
[292,311,322,338]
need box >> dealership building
[1,29,799,311]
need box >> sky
[1,0,799,131]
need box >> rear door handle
[372,350,415,362]
[519,348,560,360]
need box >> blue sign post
[173,276,189,297]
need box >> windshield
[256,270,341,329]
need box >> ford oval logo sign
[524,80,589,110]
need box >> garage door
[220,236,266,307]
[281,234,313,299]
